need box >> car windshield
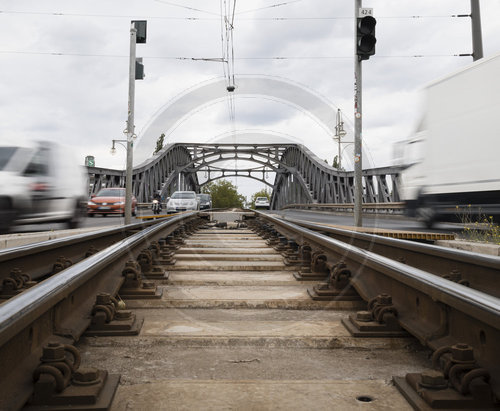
[172,192,195,199]
[197,194,210,201]
[0,147,34,172]
[0,147,18,170]
[97,188,125,197]
[256,197,268,201]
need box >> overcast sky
[1,1,500,198]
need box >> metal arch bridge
[86,143,402,208]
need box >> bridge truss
[87,143,401,208]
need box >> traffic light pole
[125,24,137,226]
[354,0,363,227]
[470,0,483,61]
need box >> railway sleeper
[24,341,119,410]
[394,343,496,410]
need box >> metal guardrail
[281,202,405,214]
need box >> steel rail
[279,216,500,297]
[0,219,162,285]
[0,212,199,410]
[255,213,500,396]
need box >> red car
[87,188,137,217]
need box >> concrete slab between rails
[0,226,116,249]
[124,286,365,310]
[167,261,298,271]
[174,254,284,262]
[139,320,412,350]
[163,271,312,286]
[110,379,412,411]
[196,229,255,234]
[190,233,262,239]
[436,239,500,256]
[176,247,280,255]
[182,241,269,248]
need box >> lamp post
[334,108,347,170]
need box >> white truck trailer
[399,53,500,227]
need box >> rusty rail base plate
[120,287,163,299]
[393,375,498,411]
[341,316,409,338]
[84,314,144,337]
[293,272,327,281]
[307,286,361,301]
[24,372,120,411]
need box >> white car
[166,191,200,213]
[254,196,270,209]
[0,141,88,232]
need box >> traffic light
[132,20,147,44]
[135,58,145,80]
[357,16,376,60]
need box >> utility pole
[125,24,137,226]
[125,20,146,225]
[470,0,483,61]
[354,1,376,227]
[334,108,346,170]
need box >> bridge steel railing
[86,143,402,208]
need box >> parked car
[0,141,88,232]
[196,193,212,210]
[87,188,137,217]
[166,191,199,213]
[255,196,270,209]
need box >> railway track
[0,211,498,410]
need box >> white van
[0,141,88,232]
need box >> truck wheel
[416,207,435,228]
[67,201,85,229]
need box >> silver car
[166,191,199,213]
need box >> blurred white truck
[399,53,500,227]
[0,141,88,232]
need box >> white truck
[0,141,88,232]
[399,53,500,227]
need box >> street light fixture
[110,139,127,155]
[333,109,353,170]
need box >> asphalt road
[8,208,465,238]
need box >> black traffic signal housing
[357,16,376,60]
[132,20,147,44]
[135,58,145,80]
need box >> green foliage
[153,133,165,155]
[202,179,245,209]
[456,205,500,245]
[332,155,344,171]
[250,189,270,209]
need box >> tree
[202,179,245,208]
[250,189,270,209]
[153,133,165,155]
[332,155,345,171]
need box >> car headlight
[115,201,125,205]
[88,201,96,205]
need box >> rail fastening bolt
[420,369,447,389]
[451,343,475,363]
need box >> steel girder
[86,143,402,207]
